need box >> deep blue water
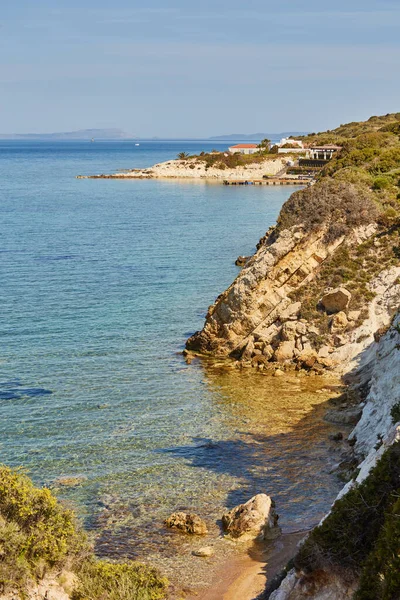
[0,141,342,583]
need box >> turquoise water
[0,141,343,585]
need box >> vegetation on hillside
[300,112,400,144]
[272,112,400,347]
[277,179,378,243]
[0,466,168,599]
[184,148,282,169]
[295,442,400,599]
[284,113,400,231]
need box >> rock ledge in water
[164,512,208,535]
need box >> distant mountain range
[0,129,309,141]
[208,132,309,141]
[0,128,133,140]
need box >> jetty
[222,178,310,186]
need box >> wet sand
[188,531,306,600]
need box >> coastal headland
[77,155,288,181]
[1,112,400,600]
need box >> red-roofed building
[228,143,259,155]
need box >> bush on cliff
[355,496,400,600]
[72,560,168,600]
[277,179,378,242]
[0,465,168,598]
[0,465,88,591]
[295,443,400,598]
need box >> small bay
[0,141,343,590]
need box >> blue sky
[2,0,399,136]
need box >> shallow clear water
[0,140,343,587]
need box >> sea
[0,140,344,589]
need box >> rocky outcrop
[235,255,251,267]
[222,494,279,541]
[186,221,400,375]
[1,574,76,600]
[164,512,208,535]
[187,225,346,357]
[269,568,357,600]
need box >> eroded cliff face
[187,225,344,355]
[186,222,400,376]
[268,315,400,600]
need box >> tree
[177,152,189,160]
[258,138,271,149]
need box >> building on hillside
[228,143,260,155]
[306,145,342,160]
[276,137,305,154]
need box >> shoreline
[76,173,307,186]
[187,531,307,600]
[76,154,307,183]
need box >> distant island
[0,128,133,140]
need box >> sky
[1,0,399,137]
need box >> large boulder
[321,287,351,314]
[281,321,298,341]
[241,337,255,361]
[274,340,295,362]
[222,494,279,540]
[297,348,318,369]
[164,512,208,535]
[330,311,348,334]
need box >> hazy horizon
[3,1,399,137]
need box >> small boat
[91,138,95,143]
[135,143,140,146]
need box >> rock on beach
[222,494,280,540]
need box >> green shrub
[72,560,168,600]
[390,401,400,424]
[0,466,168,598]
[295,443,400,593]
[0,466,88,592]
[355,497,400,600]
[277,179,378,242]
[373,176,391,190]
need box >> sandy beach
[187,532,306,600]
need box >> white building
[306,145,342,160]
[228,143,260,155]
[276,138,304,154]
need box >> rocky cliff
[186,182,400,377]
[268,313,400,600]
[186,113,400,599]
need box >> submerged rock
[192,546,214,557]
[164,512,208,535]
[325,406,363,425]
[222,493,279,540]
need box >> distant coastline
[0,129,308,141]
